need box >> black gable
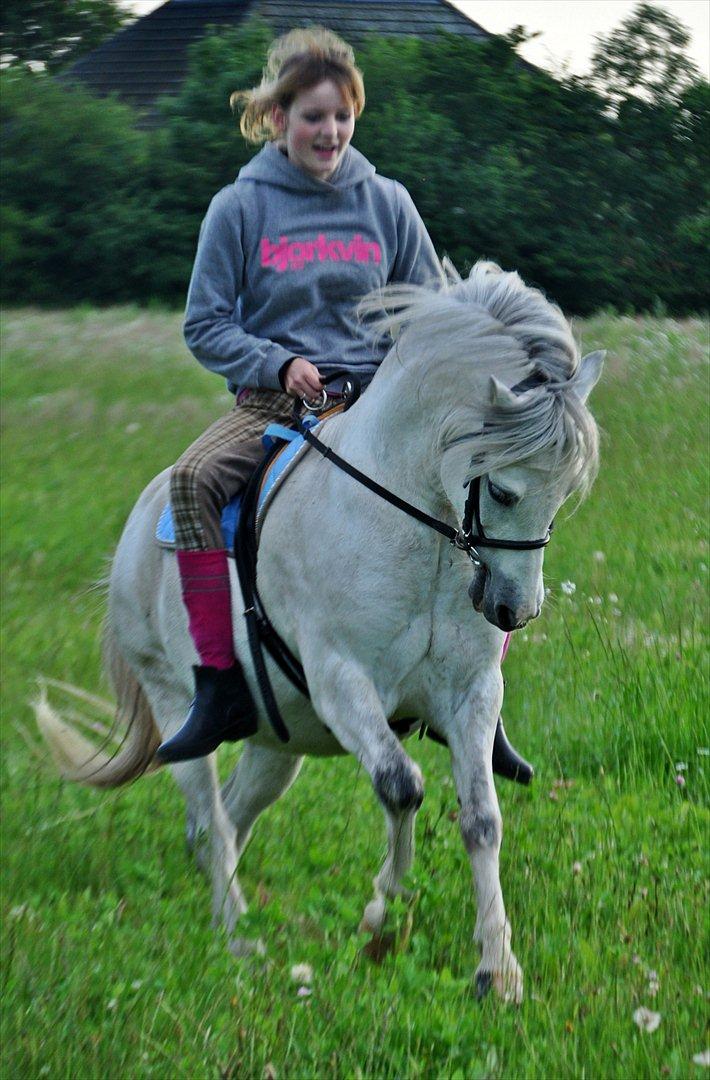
[65,2,254,112]
[63,0,493,116]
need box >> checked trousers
[169,388,294,551]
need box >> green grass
[1,308,708,1078]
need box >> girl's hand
[283,357,324,399]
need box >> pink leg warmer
[176,549,235,670]
[501,632,512,663]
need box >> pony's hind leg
[220,742,304,860]
[128,667,246,941]
[219,742,303,954]
[170,756,246,939]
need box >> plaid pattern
[170,388,294,551]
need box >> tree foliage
[590,1,699,106]
[1,11,706,312]
[0,69,146,302]
[0,0,127,73]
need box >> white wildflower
[593,550,606,562]
[572,861,583,876]
[125,422,140,434]
[697,748,709,757]
[633,1006,661,1033]
[675,762,688,772]
[561,581,576,596]
[608,593,619,603]
[692,1050,710,1067]
[612,607,622,617]
[296,986,312,998]
[107,998,118,1011]
[131,980,143,991]
[290,963,313,985]
[647,970,659,997]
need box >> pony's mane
[360,261,599,495]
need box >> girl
[157,27,532,787]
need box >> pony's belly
[250,715,348,758]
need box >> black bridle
[295,378,553,567]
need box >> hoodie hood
[236,141,376,193]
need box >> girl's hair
[231,27,365,144]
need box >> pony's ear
[489,375,537,409]
[489,376,519,408]
[574,350,605,403]
[441,255,461,284]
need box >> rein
[295,375,553,565]
[236,372,552,744]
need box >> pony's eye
[487,479,518,506]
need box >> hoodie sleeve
[183,189,295,390]
[390,182,444,287]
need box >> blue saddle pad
[156,419,317,550]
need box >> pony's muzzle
[469,566,542,630]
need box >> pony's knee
[460,806,500,853]
[373,754,424,813]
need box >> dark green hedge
[1,20,707,313]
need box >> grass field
[1,308,708,1078]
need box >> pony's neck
[334,346,453,516]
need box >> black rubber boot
[492,715,534,785]
[155,662,258,764]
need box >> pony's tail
[33,627,162,788]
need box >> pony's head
[361,261,604,631]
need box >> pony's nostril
[495,604,517,632]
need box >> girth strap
[234,440,303,742]
[233,372,361,742]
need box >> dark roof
[64,0,493,115]
[258,1,490,43]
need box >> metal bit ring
[302,388,328,412]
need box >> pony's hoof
[360,896,387,934]
[228,936,266,958]
[475,959,523,1004]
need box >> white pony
[36,262,603,1003]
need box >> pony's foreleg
[220,743,304,860]
[446,679,523,1004]
[360,803,416,934]
[307,660,424,932]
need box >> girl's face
[273,79,355,181]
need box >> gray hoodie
[183,142,443,393]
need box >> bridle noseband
[457,475,553,566]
